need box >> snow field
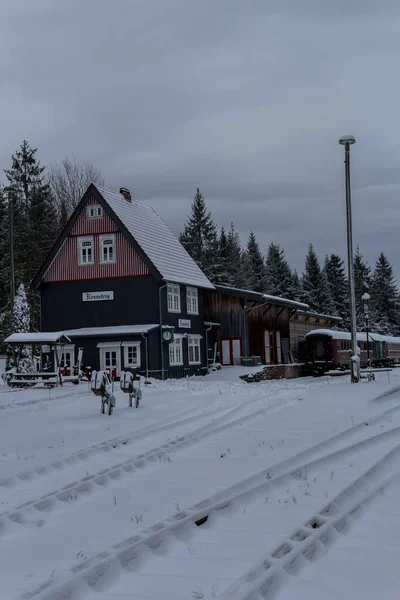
[1,369,400,599]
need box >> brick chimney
[120,187,132,202]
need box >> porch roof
[64,324,159,338]
[4,332,71,344]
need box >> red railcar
[305,329,400,375]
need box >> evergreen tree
[242,231,266,292]
[265,242,293,298]
[324,254,349,328]
[300,244,333,313]
[9,283,31,364]
[179,188,220,281]
[12,283,30,333]
[353,246,372,329]
[3,141,59,328]
[226,223,246,288]
[291,269,302,300]
[370,253,399,335]
[217,226,229,285]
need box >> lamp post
[3,186,17,308]
[339,135,359,383]
[362,292,371,367]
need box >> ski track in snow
[13,381,400,600]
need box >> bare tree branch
[46,155,104,220]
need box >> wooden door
[221,340,231,365]
[221,338,241,366]
[232,339,241,365]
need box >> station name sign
[82,291,114,302]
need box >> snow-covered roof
[305,329,400,344]
[96,187,214,289]
[294,310,342,322]
[5,332,71,344]
[214,285,309,310]
[64,324,159,337]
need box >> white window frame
[167,284,181,313]
[78,236,94,266]
[188,335,202,365]
[169,335,183,366]
[87,205,103,219]
[122,341,141,368]
[186,287,198,315]
[100,234,116,264]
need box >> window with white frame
[167,284,181,313]
[100,234,116,264]
[169,336,183,366]
[122,342,141,368]
[87,205,103,219]
[188,335,201,364]
[186,287,198,314]
[78,236,94,265]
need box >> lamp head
[339,135,356,146]
[361,292,370,302]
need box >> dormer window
[100,234,116,264]
[78,236,94,265]
[87,205,103,219]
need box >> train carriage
[305,329,400,375]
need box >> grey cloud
[0,0,400,281]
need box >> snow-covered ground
[1,367,400,599]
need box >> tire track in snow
[0,396,296,535]
[0,402,228,489]
[18,397,400,600]
[220,442,400,600]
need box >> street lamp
[339,135,359,383]
[3,186,17,308]
[362,292,371,367]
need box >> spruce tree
[217,226,229,285]
[291,269,302,301]
[370,253,399,335]
[4,141,59,328]
[324,254,349,328]
[353,246,372,329]
[12,283,30,333]
[242,231,266,292]
[179,188,220,281]
[300,244,333,313]
[265,242,293,298]
[226,223,245,288]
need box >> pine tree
[300,244,333,313]
[242,231,266,292]
[324,254,349,328]
[226,223,245,288]
[370,253,399,335]
[291,269,302,301]
[4,141,59,327]
[9,283,31,363]
[353,246,372,329]
[179,188,220,281]
[12,283,30,333]
[265,242,293,298]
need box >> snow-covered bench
[120,371,142,408]
[8,371,60,387]
[90,370,116,415]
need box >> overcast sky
[1,0,400,281]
